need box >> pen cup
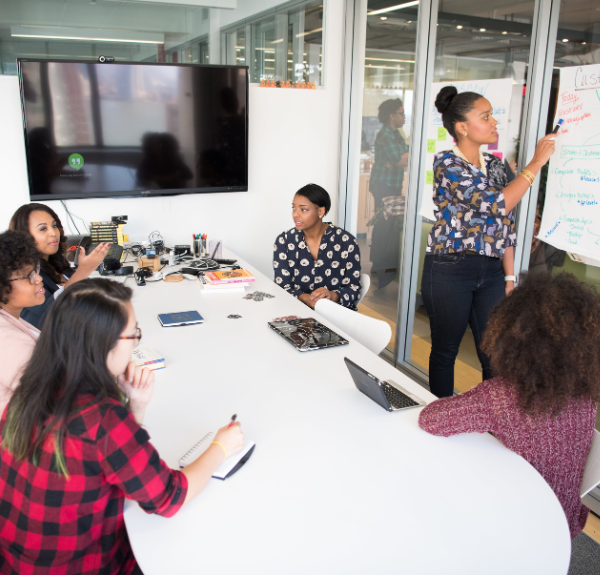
[209,240,222,259]
[202,238,208,257]
[193,239,201,258]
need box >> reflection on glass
[410,0,534,394]
[21,61,247,198]
[355,2,420,356]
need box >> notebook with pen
[179,432,256,480]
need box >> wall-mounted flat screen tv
[18,59,248,200]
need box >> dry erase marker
[552,118,563,134]
[229,414,237,427]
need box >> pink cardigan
[0,309,39,416]
[419,377,597,539]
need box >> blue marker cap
[552,118,563,134]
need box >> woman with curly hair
[419,272,600,538]
[0,231,46,414]
[9,203,109,329]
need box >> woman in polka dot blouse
[273,184,362,310]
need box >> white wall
[0,1,345,278]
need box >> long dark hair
[9,203,71,285]
[482,272,600,415]
[2,279,132,475]
[434,86,482,139]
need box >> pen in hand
[229,414,237,427]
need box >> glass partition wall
[344,0,580,397]
[352,1,420,357]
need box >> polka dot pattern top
[273,224,362,310]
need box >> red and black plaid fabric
[0,395,188,574]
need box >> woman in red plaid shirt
[0,279,244,574]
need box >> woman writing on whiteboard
[422,86,556,398]
[0,279,244,574]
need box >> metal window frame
[517,0,562,274]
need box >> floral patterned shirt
[426,151,517,258]
[273,225,362,310]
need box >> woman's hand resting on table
[299,288,340,309]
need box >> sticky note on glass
[425,171,434,185]
[427,139,436,153]
[437,127,447,141]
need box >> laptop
[268,318,349,352]
[344,357,426,412]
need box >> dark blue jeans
[421,252,505,398]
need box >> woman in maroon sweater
[419,272,600,539]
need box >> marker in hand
[229,414,237,427]
[552,118,563,134]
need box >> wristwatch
[504,275,517,283]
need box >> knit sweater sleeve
[418,381,495,437]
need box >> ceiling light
[380,16,387,20]
[502,31,507,35]
[367,1,419,16]
[271,38,284,43]
[11,25,164,44]
[562,38,568,42]
[582,42,587,45]
[295,28,322,38]
[456,25,463,29]
[479,28,486,32]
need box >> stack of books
[90,221,125,261]
[132,348,165,371]
[199,270,255,294]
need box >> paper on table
[179,432,256,480]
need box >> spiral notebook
[179,431,256,480]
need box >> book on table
[204,270,255,285]
[199,275,250,293]
[132,348,165,371]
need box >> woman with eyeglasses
[0,231,45,416]
[0,278,244,574]
[9,203,110,329]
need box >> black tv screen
[18,59,248,200]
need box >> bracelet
[519,169,536,187]
[211,441,227,459]
[504,275,517,283]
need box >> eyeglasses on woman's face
[118,326,142,346]
[9,263,41,285]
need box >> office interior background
[0,0,598,399]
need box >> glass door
[351,0,421,357]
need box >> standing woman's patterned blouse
[273,225,362,310]
[426,151,517,258]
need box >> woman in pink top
[419,272,600,538]
[0,231,46,414]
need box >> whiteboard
[419,78,514,220]
[538,64,600,262]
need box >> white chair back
[357,273,370,305]
[315,299,392,355]
[581,429,600,514]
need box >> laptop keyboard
[381,382,419,410]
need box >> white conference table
[123,252,571,575]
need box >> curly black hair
[0,230,41,305]
[434,86,482,140]
[378,98,404,125]
[9,203,71,286]
[481,272,600,416]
